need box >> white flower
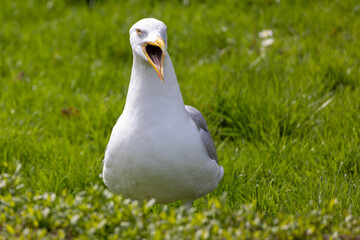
[258,29,273,38]
[261,38,275,47]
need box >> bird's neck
[123,53,185,120]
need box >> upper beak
[142,36,166,82]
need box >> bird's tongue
[146,45,163,69]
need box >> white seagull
[102,18,224,206]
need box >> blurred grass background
[1,0,360,216]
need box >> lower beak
[142,36,166,82]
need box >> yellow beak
[142,36,166,82]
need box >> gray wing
[185,105,218,164]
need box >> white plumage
[102,18,223,205]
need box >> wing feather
[185,105,218,163]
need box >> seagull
[102,18,224,206]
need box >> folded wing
[185,105,218,163]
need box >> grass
[1,0,360,237]
[2,166,360,239]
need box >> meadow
[1,0,360,238]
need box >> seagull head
[129,18,168,82]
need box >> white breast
[103,106,223,203]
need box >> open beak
[142,36,166,82]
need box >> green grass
[2,165,360,239]
[1,0,360,237]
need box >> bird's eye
[136,28,142,35]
